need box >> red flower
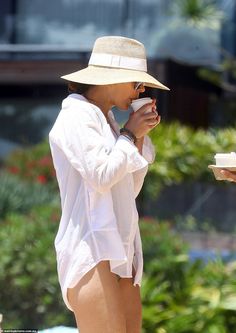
[37,174,47,184]
[27,161,36,168]
[8,166,19,174]
[39,156,52,167]
[50,169,56,177]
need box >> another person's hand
[124,99,160,138]
[220,169,236,183]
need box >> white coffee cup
[214,152,236,166]
[131,97,153,113]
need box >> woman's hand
[124,99,160,138]
[220,169,236,183]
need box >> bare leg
[67,261,126,333]
[119,278,142,333]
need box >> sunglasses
[134,82,144,90]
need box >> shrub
[144,122,236,197]
[4,140,56,186]
[1,124,236,331]
[4,123,236,197]
[1,211,236,331]
[140,219,236,333]
[0,171,58,219]
[0,204,75,329]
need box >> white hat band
[89,53,147,72]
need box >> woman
[49,36,169,333]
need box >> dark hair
[68,82,94,95]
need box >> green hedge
[1,207,236,332]
[144,122,236,197]
[4,140,56,186]
[141,220,236,333]
[4,122,236,199]
[0,204,75,329]
[1,123,236,330]
[0,171,57,219]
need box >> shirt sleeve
[141,135,156,164]
[132,136,155,197]
[51,106,148,193]
[132,166,148,198]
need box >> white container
[131,97,153,113]
[214,152,236,166]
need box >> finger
[148,116,161,127]
[144,111,158,119]
[151,98,156,106]
[221,170,235,176]
[156,115,161,124]
[152,109,158,116]
[153,115,161,126]
[145,116,159,125]
[152,105,157,113]
[220,170,236,181]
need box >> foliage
[0,171,57,220]
[1,124,236,330]
[3,122,236,203]
[1,207,236,331]
[0,204,75,329]
[140,219,236,333]
[4,139,56,186]
[143,122,236,197]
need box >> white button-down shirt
[49,94,155,310]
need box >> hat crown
[88,36,147,72]
[92,36,146,60]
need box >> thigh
[119,278,142,333]
[67,261,126,333]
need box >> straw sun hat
[61,36,169,90]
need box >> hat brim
[61,65,169,90]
